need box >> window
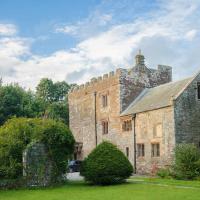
[126,147,129,158]
[102,95,108,107]
[198,82,200,100]
[151,143,160,157]
[137,144,145,157]
[102,121,108,134]
[154,123,162,138]
[122,120,132,131]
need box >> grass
[1,178,200,200]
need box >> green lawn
[1,178,200,200]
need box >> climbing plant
[0,117,75,179]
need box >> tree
[36,78,73,125]
[0,84,33,125]
[0,84,47,125]
[46,101,69,124]
[0,79,73,126]
[36,78,55,102]
[54,81,70,101]
[0,117,75,179]
[80,141,133,185]
[36,78,71,102]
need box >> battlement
[157,64,172,72]
[69,51,172,98]
[69,68,126,94]
[68,63,172,95]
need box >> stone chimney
[135,49,145,66]
[133,50,147,72]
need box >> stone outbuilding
[68,51,200,174]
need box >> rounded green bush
[80,141,133,185]
[0,117,75,179]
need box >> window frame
[126,147,129,158]
[102,120,108,134]
[151,143,160,157]
[137,143,145,158]
[153,123,162,138]
[122,120,132,132]
[197,82,200,100]
[102,94,108,107]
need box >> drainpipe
[132,113,137,174]
[94,91,97,147]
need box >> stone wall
[68,70,122,159]
[69,69,135,163]
[174,73,200,145]
[68,53,172,171]
[120,65,172,112]
[23,142,54,187]
[135,106,175,174]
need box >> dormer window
[197,82,200,100]
[102,95,108,107]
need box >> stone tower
[120,50,172,111]
[68,52,172,160]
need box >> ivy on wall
[0,117,75,180]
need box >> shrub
[157,168,171,178]
[0,117,75,179]
[172,144,200,180]
[0,178,26,189]
[80,141,133,185]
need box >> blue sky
[0,0,200,89]
[0,0,101,54]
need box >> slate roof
[121,77,194,116]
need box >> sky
[0,0,200,89]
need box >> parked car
[68,160,82,172]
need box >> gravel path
[67,172,84,181]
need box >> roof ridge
[151,77,193,89]
[121,75,195,116]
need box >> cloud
[55,13,113,38]
[0,23,17,36]
[184,29,197,40]
[55,25,78,35]
[1,0,200,89]
[0,37,31,57]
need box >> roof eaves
[131,104,173,115]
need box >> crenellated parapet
[69,69,122,95]
[69,50,173,112]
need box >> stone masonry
[23,142,54,187]
[174,73,200,145]
[68,51,200,174]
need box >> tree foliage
[0,118,75,179]
[80,141,133,185]
[35,78,74,124]
[46,101,69,124]
[0,84,39,125]
[172,144,200,180]
[0,78,74,126]
[36,78,70,102]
